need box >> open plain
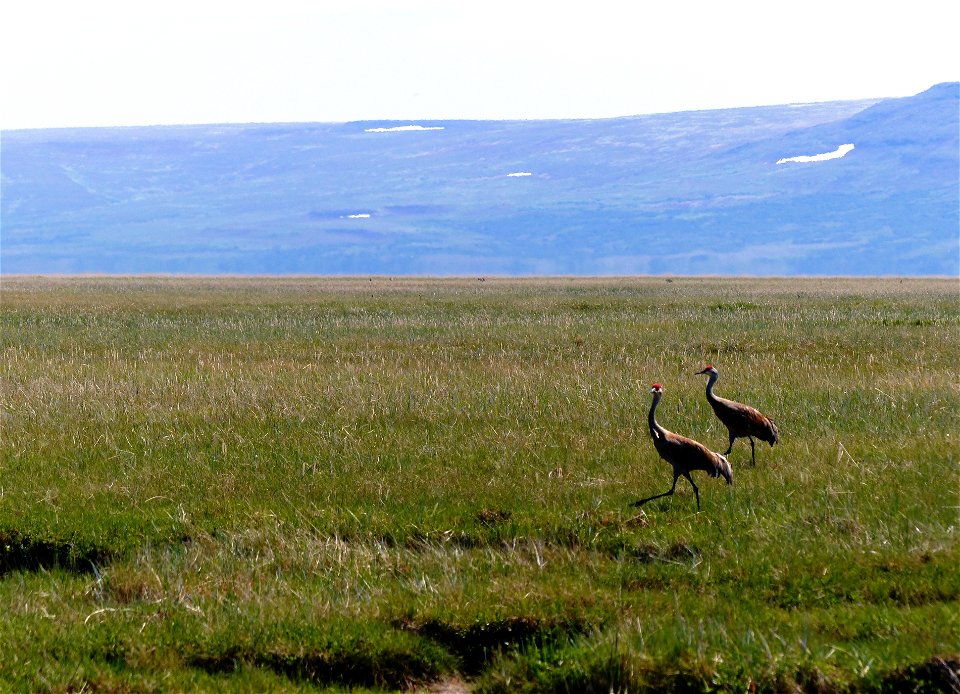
[1,276,957,691]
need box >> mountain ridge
[2,83,957,275]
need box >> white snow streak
[777,143,855,164]
[364,125,444,132]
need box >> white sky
[1,1,957,129]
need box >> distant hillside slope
[2,83,957,275]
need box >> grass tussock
[1,276,957,691]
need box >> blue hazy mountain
[2,83,957,275]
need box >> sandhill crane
[695,365,779,465]
[632,383,732,511]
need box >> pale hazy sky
[1,0,957,129]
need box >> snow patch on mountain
[364,125,444,133]
[777,143,855,164]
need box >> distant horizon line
[2,273,954,281]
[11,85,954,133]
[0,99,883,133]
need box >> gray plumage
[632,383,732,511]
[695,365,779,465]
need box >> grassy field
[1,276,957,692]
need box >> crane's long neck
[649,392,666,439]
[704,370,720,403]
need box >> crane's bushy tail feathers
[717,454,733,485]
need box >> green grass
[1,276,957,692]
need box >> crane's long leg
[632,472,679,508]
[724,431,735,456]
[682,471,701,511]
[749,436,756,466]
